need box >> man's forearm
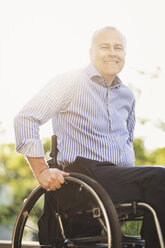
[26,157,49,178]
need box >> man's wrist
[39,167,49,174]
[26,156,49,177]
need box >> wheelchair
[12,135,164,248]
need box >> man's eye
[115,46,123,50]
[101,46,108,49]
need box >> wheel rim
[12,177,115,248]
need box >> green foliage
[148,147,165,165]
[121,219,142,236]
[134,138,165,166]
[133,139,148,165]
[0,138,51,226]
[0,144,36,226]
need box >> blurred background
[0,0,165,240]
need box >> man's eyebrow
[99,42,124,47]
[114,43,124,47]
[99,43,109,46]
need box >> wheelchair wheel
[12,172,121,248]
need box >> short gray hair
[90,26,126,48]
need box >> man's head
[89,26,126,85]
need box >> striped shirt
[14,63,136,167]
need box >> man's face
[90,28,126,83]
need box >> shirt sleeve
[14,74,74,157]
[127,99,136,143]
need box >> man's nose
[107,48,115,56]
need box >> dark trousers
[67,157,165,248]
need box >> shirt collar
[86,62,122,89]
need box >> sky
[0,0,165,150]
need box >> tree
[133,138,148,165]
[0,139,51,226]
[148,147,165,165]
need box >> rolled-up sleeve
[14,74,73,157]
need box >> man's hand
[36,167,69,191]
[27,157,69,191]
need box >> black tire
[12,173,122,248]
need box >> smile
[105,61,118,64]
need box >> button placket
[107,89,123,166]
[106,89,111,133]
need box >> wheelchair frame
[12,135,165,248]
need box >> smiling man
[90,27,126,86]
[14,26,165,247]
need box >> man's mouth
[105,61,118,64]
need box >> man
[14,26,165,247]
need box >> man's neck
[106,76,116,88]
